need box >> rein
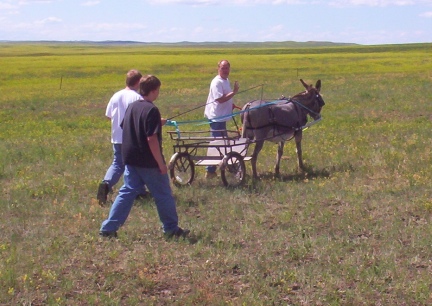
[290,97,321,118]
[165,99,286,137]
[165,94,323,138]
[167,84,264,121]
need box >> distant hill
[0,40,358,48]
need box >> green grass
[1,42,432,305]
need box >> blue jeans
[207,121,227,173]
[100,165,179,234]
[103,144,146,194]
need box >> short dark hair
[139,75,161,96]
[126,69,142,87]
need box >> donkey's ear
[300,79,308,89]
[315,80,321,92]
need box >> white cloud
[0,3,18,9]
[81,1,100,6]
[149,0,218,4]
[192,26,205,34]
[149,0,431,5]
[268,24,285,34]
[328,0,432,6]
[329,0,415,7]
[81,22,147,32]
[17,0,53,4]
[149,0,304,5]
[35,17,62,24]
[420,11,432,17]
[0,0,52,11]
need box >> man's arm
[147,134,167,174]
[215,81,239,103]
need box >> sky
[0,0,431,45]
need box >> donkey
[240,79,325,178]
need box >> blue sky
[1,0,431,45]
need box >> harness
[243,98,319,131]
[166,99,285,138]
[166,96,322,139]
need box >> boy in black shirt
[99,75,189,239]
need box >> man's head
[217,60,231,80]
[139,75,161,99]
[126,69,142,90]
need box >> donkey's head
[293,79,325,120]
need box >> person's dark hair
[126,69,142,87]
[139,75,161,96]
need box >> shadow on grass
[245,162,355,185]
[182,162,356,194]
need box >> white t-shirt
[204,75,233,122]
[105,88,142,144]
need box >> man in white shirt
[97,69,148,205]
[204,60,239,178]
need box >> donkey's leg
[275,141,285,177]
[295,131,304,171]
[251,140,264,179]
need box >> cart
[167,129,252,187]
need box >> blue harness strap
[166,99,319,138]
[166,99,286,126]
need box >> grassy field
[1,42,432,305]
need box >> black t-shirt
[121,99,163,168]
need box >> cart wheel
[220,152,246,187]
[169,152,195,187]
